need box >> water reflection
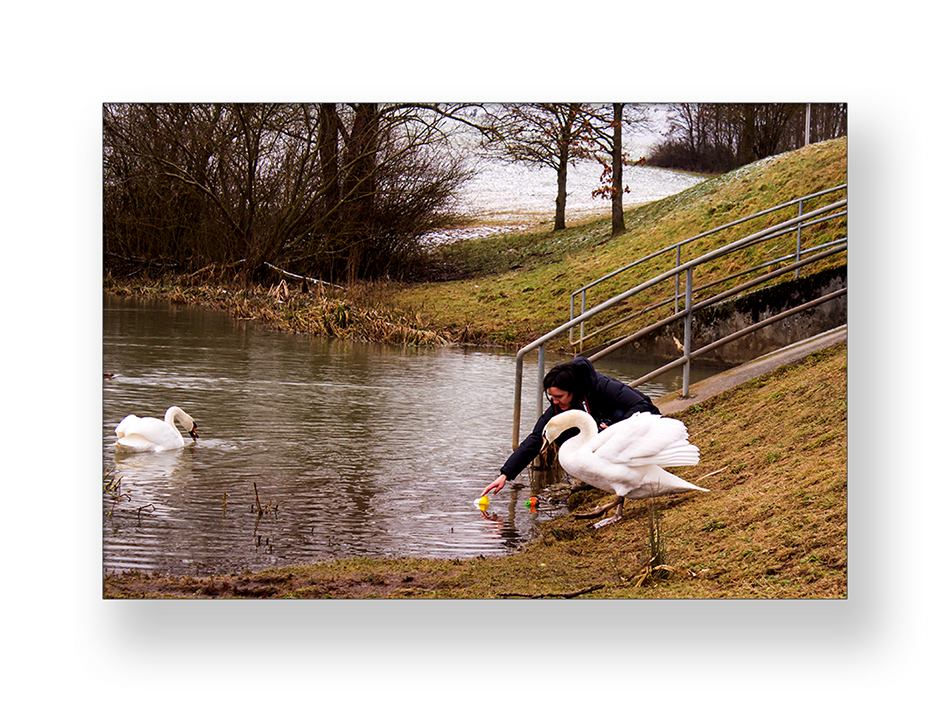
[103,294,709,576]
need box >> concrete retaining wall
[588,265,847,367]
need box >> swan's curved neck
[557,411,597,448]
[571,416,598,445]
[164,406,193,430]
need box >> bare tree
[479,103,592,231]
[583,103,628,234]
[653,103,847,173]
[103,103,474,283]
[579,103,653,235]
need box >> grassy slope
[103,341,846,599]
[372,137,847,350]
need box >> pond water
[102,295,714,576]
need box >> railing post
[795,199,803,279]
[674,245,682,314]
[682,266,693,398]
[579,290,587,352]
[536,343,546,419]
[512,354,524,451]
[569,293,575,345]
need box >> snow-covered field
[429,135,706,244]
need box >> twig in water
[135,504,155,525]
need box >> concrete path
[655,325,847,416]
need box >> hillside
[369,137,847,350]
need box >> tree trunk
[346,103,379,223]
[318,103,341,222]
[342,103,379,283]
[738,104,756,165]
[553,106,578,231]
[611,103,625,235]
[554,146,568,231]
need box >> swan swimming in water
[115,406,199,452]
[542,409,705,527]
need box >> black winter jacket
[500,357,659,480]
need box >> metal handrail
[609,288,846,388]
[569,184,847,348]
[573,228,847,351]
[512,197,847,450]
[588,244,847,365]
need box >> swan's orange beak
[189,423,199,440]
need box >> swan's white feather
[543,409,706,500]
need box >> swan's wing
[115,414,141,438]
[590,414,699,467]
[620,465,709,499]
[116,433,161,451]
[114,416,182,450]
[587,413,681,456]
[584,414,647,453]
[644,439,700,467]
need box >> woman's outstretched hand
[481,474,506,497]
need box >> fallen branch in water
[264,262,344,290]
[254,482,263,515]
[497,584,604,599]
[253,482,279,516]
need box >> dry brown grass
[105,275,452,347]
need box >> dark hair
[544,358,593,397]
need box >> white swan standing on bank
[542,409,705,528]
[115,406,199,452]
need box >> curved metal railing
[569,184,847,350]
[512,191,847,450]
